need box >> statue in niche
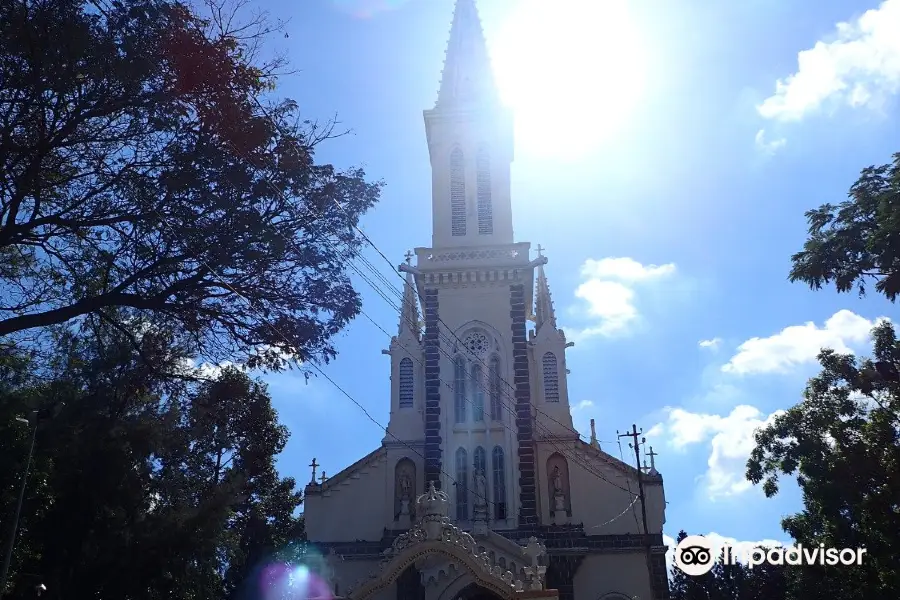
[395,464,415,525]
[399,473,412,499]
[551,466,566,512]
[474,468,488,508]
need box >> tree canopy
[746,323,900,600]
[0,0,381,369]
[790,152,900,302]
[0,325,307,599]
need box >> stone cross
[523,537,547,591]
[647,446,659,473]
[309,458,319,484]
[536,244,545,257]
[524,536,545,568]
[404,250,414,264]
[320,471,328,485]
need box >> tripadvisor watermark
[673,535,866,576]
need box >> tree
[746,321,900,600]
[669,531,790,600]
[0,324,305,599]
[0,0,381,368]
[789,152,900,301]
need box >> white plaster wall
[535,443,665,534]
[304,452,390,542]
[424,109,515,249]
[433,283,521,528]
[573,553,653,600]
[329,559,384,598]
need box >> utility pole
[618,424,656,600]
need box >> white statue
[551,466,566,512]
[399,473,411,499]
[474,469,488,508]
[551,466,563,494]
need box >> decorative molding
[415,243,531,269]
[346,483,545,600]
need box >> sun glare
[492,0,646,159]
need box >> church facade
[303,2,669,599]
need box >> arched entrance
[346,483,543,600]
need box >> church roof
[435,0,499,109]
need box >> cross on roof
[404,250,414,264]
[647,446,659,471]
[536,244,545,257]
[320,471,328,484]
[309,458,319,484]
[524,536,546,567]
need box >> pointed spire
[436,0,498,108]
[534,251,557,332]
[590,419,600,450]
[399,251,420,338]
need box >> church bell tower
[386,0,576,531]
[423,0,514,248]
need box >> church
[303,2,669,599]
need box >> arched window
[472,364,484,421]
[542,352,560,402]
[492,446,506,520]
[489,355,502,420]
[450,147,466,236]
[476,146,492,235]
[454,356,467,423]
[455,447,468,520]
[398,358,414,408]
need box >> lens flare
[259,562,332,600]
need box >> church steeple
[534,254,556,333]
[435,0,498,109]
[423,0,514,249]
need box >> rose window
[464,331,490,357]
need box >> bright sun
[492,0,647,158]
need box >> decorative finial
[319,471,328,485]
[536,244,545,257]
[309,458,319,484]
[404,250,414,265]
[589,418,600,449]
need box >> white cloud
[645,422,665,439]
[654,405,785,498]
[699,337,722,350]
[580,257,677,282]
[758,0,900,121]
[723,310,885,375]
[572,400,594,411]
[569,257,676,338]
[754,129,786,154]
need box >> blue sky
[237,0,900,552]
